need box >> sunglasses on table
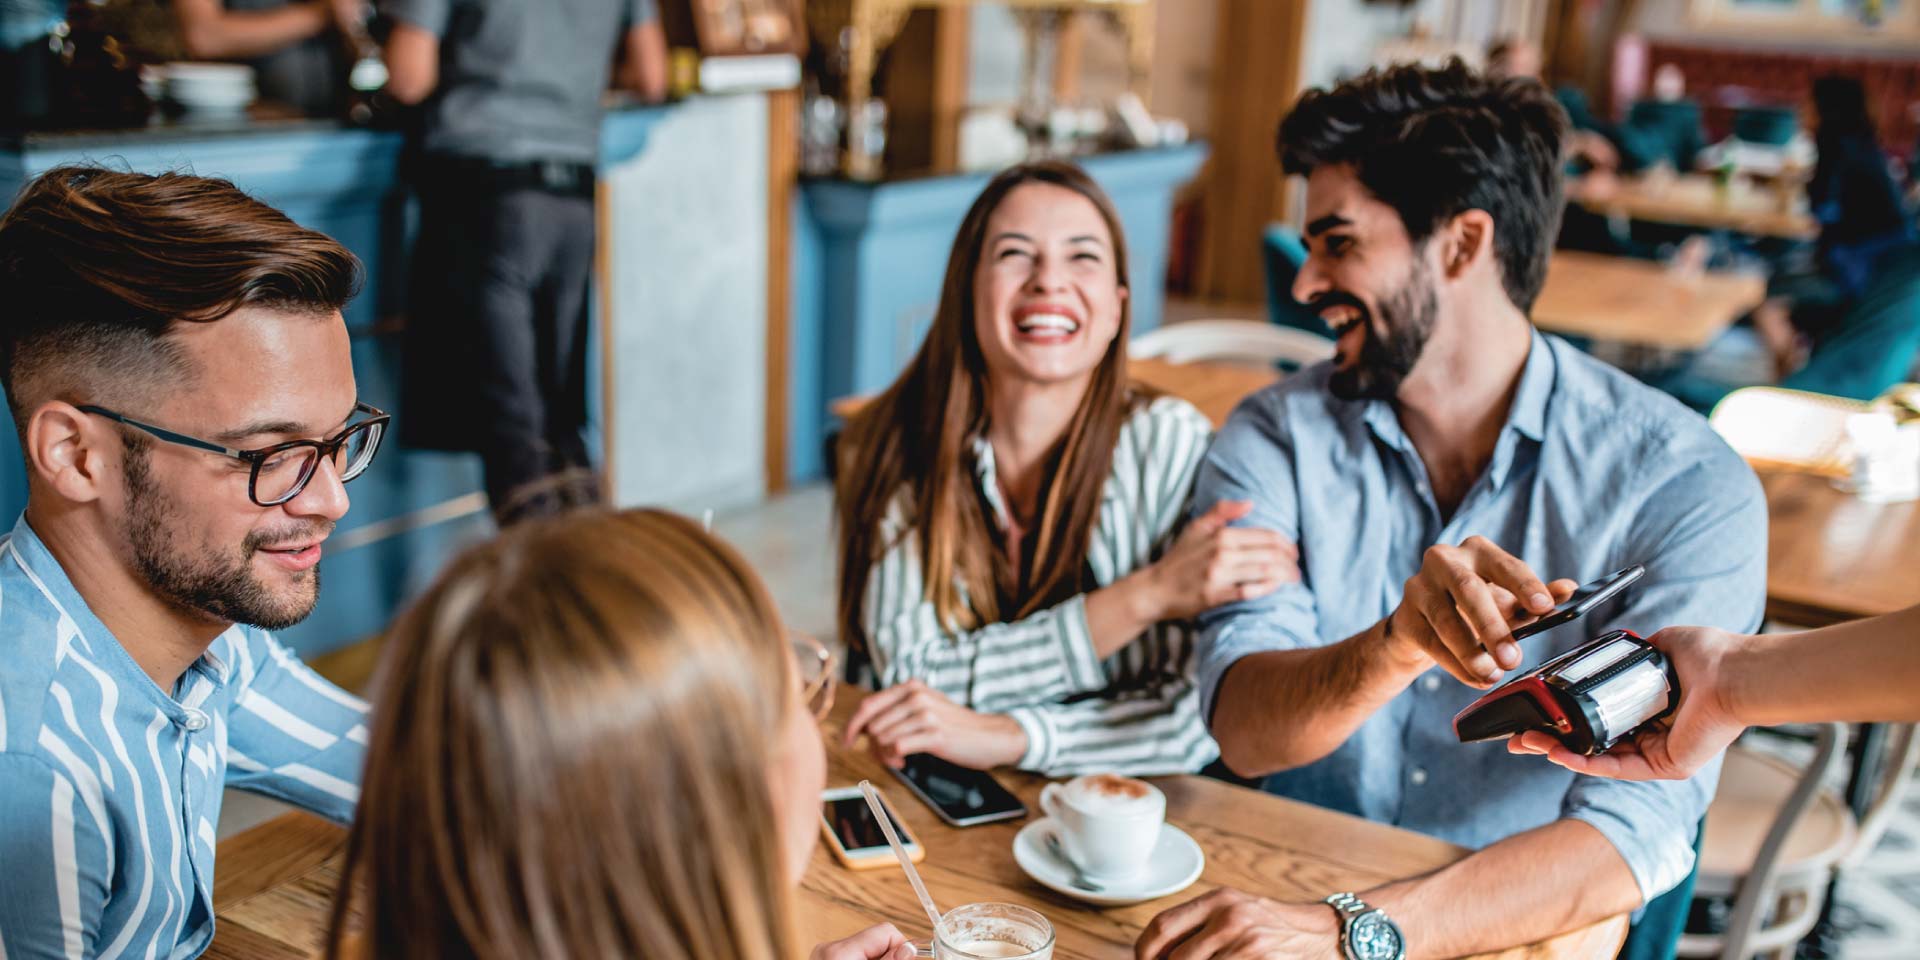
[79,402,390,508]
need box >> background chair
[1664,245,1920,413]
[1731,106,1801,148]
[1261,224,1330,336]
[1129,318,1333,372]
[1683,723,1854,960]
[1684,722,1920,959]
[1625,98,1710,173]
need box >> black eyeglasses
[79,402,390,507]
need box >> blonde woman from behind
[325,508,910,960]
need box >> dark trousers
[1,36,55,126]
[403,166,599,523]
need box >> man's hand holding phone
[1383,537,1577,688]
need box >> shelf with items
[803,0,1157,178]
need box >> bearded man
[1134,61,1765,960]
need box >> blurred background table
[1761,469,1920,629]
[1571,173,1817,241]
[1531,251,1767,351]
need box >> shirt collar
[970,435,1013,529]
[5,514,235,708]
[1355,330,1557,489]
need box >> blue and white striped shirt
[0,516,368,959]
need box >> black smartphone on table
[889,752,1027,827]
[1509,564,1645,642]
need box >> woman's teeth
[1016,313,1080,334]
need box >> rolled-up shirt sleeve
[222,635,369,825]
[1565,453,1768,902]
[1189,390,1322,723]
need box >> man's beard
[122,441,325,631]
[1320,261,1439,402]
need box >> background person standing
[380,0,666,523]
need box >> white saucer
[1011,817,1204,907]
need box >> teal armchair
[1262,224,1330,335]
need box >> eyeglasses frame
[793,632,838,722]
[78,401,391,508]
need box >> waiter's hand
[1510,626,1744,780]
[1383,537,1576,688]
[1135,888,1338,959]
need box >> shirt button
[1410,767,1429,786]
[1421,675,1442,692]
[182,710,208,732]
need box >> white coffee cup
[1038,773,1165,883]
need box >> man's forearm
[177,1,330,60]
[1729,603,1920,726]
[1212,620,1429,776]
[1363,819,1642,960]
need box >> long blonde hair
[326,508,801,960]
[834,161,1141,654]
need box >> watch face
[1349,912,1404,960]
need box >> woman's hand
[1509,626,1745,780]
[1141,500,1298,621]
[842,680,1028,769]
[811,923,918,960]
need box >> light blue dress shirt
[1193,332,1767,902]
[0,517,368,959]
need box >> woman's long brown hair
[326,509,801,960]
[835,161,1139,655]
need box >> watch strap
[1324,891,1369,916]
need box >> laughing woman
[836,161,1296,778]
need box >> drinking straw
[859,779,942,929]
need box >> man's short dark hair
[1278,59,1569,313]
[0,166,362,437]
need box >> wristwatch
[1324,892,1406,960]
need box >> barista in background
[380,0,667,524]
[173,0,366,116]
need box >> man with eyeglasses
[0,166,382,957]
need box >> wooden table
[1531,251,1767,351]
[1759,468,1920,628]
[1572,172,1817,241]
[211,692,1628,958]
[828,356,1281,431]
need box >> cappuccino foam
[1062,773,1160,818]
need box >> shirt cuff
[1050,595,1106,693]
[1564,805,1698,904]
[1006,705,1055,773]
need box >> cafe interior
[2,0,1919,957]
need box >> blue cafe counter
[0,100,1206,658]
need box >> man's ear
[1441,209,1496,282]
[26,402,112,505]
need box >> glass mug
[910,903,1054,959]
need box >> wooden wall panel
[1192,0,1308,303]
